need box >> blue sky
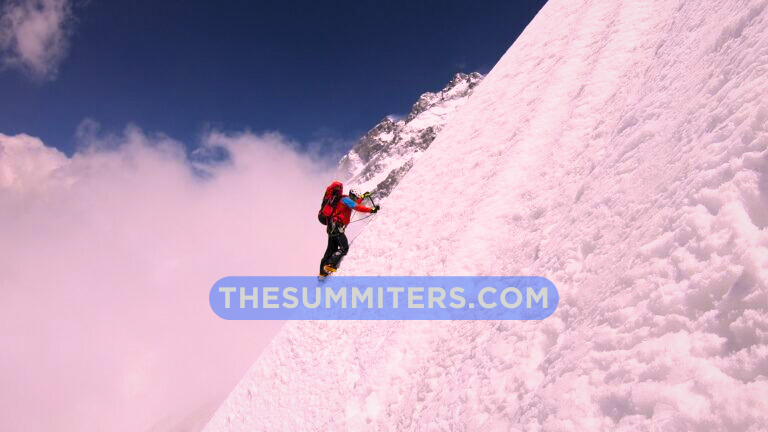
[0,0,546,156]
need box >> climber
[318,187,379,276]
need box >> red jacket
[332,195,373,226]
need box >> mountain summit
[338,72,483,199]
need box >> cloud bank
[0,127,335,431]
[0,0,74,80]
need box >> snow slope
[206,0,768,430]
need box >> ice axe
[349,193,378,224]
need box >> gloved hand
[370,205,380,214]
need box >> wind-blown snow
[207,0,768,430]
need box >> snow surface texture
[338,72,483,200]
[207,0,768,430]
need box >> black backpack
[318,181,343,225]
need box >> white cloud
[0,127,337,431]
[0,0,74,80]
[0,132,69,190]
[294,126,357,163]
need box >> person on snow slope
[319,186,379,276]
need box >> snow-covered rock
[338,72,483,200]
[207,0,768,430]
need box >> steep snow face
[207,0,768,430]
[338,72,483,200]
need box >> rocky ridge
[337,72,483,199]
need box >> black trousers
[320,232,349,274]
